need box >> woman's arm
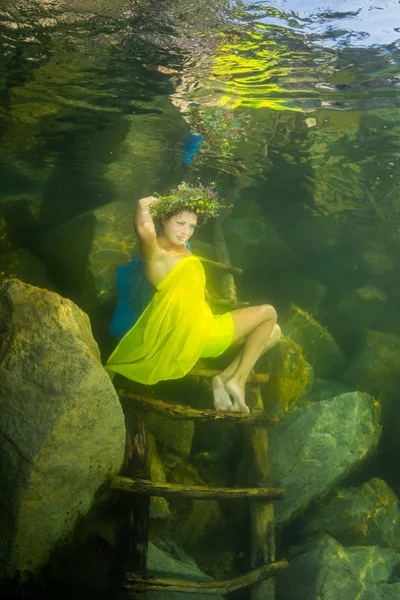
[134,197,158,261]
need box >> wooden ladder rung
[188,368,269,383]
[199,256,243,275]
[118,390,278,425]
[209,298,250,309]
[123,560,289,594]
[111,476,284,501]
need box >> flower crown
[151,182,230,223]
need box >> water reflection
[0,1,400,236]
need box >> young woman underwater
[105,183,281,413]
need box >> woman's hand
[138,196,159,211]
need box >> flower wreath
[151,182,230,223]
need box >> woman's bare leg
[212,353,241,411]
[212,305,280,412]
[225,323,281,412]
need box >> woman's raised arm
[134,197,158,261]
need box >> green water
[1,1,400,598]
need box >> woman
[106,185,281,413]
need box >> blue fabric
[110,241,192,340]
[182,133,204,164]
[109,255,154,340]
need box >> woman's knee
[259,304,277,324]
[273,323,282,341]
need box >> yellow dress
[105,255,234,385]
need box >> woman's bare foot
[212,375,233,412]
[225,380,249,413]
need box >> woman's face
[162,211,198,246]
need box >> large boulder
[0,279,126,579]
[41,201,137,309]
[276,534,400,600]
[282,304,345,379]
[270,392,381,525]
[303,478,400,550]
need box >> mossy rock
[0,280,126,578]
[270,392,381,526]
[163,457,226,576]
[147,432,170,520]
[282,304,345,378]
[303,478,400,549]
[147,413,194,458]
[264,336,314,414]
[276,533,400,600]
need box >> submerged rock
[163,456,225,568]
[0,193,43,248]
[147,541,224,600]
[336,285,388,330]
[265,336,314,414]
[0,248,53,290]
[343,329,400,399]
[306,378,353,403]
[282,304,345,379]
[223,200,291,271]
[276,533,400,600]
[303,478,400,550]
[41,200,137,309]
[270,392,381,525]
[0,279,126,579]
[147,412,194,458]
[274,272,326,317]
[343,330,400,452]
[361,247,394,276]
[148,432,171,520]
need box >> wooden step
[123,560,289,594]
[188,368,269,383]
[209,298,250,309]
[118,390,278,425]
[111,476,284,501]
[199,256,243,275]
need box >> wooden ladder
[109,222,288,599]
